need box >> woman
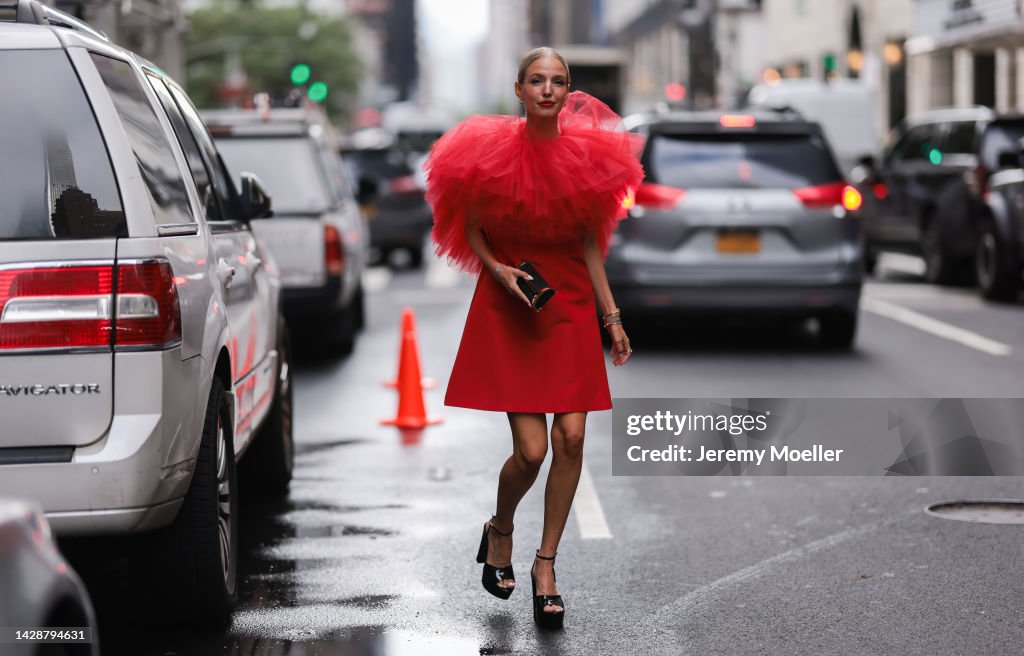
[423,47,642,629]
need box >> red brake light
[0,260,180,351]
[325,225,344,276]
[390,175,421,196]
[720,114,756,128]
[115,261,181,347]
[633,182,686,209]
[793,182,861,212]
[872,183,889,200]
[0,265,113,350]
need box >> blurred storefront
[907,0,1024,114]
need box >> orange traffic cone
[381,308,442,429]
[384,309,437,389]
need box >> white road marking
[641,522,879,628]
[878,252,926,277]
[573,461,612,539]
[363,266,392,292]
[861,297,1012,356]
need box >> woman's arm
[466,215,533,307]
[583,232,632,366]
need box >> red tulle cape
[424,92,644,273]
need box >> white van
[746,79,879,175]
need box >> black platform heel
[476,517,515,599]
[531,550,565,629]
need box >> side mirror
[852,155,879,185]
[997,150,1021,170]
[356,176,379,206]
[239,172,272,220]
[857,155,878,171]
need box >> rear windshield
[646,132,841,190]
[0,50,125,240]
[214,137,331,214]
[343,149,412,180]
[981,121,1024,171]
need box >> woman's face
[515,56,569,118]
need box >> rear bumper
[610,282,862,316]
[0,350,207,536]
[282,275,343,319]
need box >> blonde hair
[517,47,570,85]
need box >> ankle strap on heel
[535,550,557,560]
[489,516,513,536]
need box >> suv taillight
[0,261,181,351]
[389,175,421,196]
[325,225,345,276]
[793,182,862,212]
[629,182,687,210]
[115,261,181,347]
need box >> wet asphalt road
[84,252,1024,655]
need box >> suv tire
[241,322,294,497]
[975,217,1020,301]
[818,310,857,350]
[862,239,879,277]
[922,215,968,285]
[327,308,357,356]
[159,376,238,625]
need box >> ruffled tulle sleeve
[423,92,644,273]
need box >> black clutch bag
[516,261,556,311]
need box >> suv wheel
[159,376,238,624]
[327,308,356,356]
[976,217,1020,301]
[921,216,967,285]
[241,322,294,497]
[818,311,857,350]
[862,239,879,277]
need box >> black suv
[855,107,1024,284]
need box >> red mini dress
[424,92,643,413]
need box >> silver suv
[203,107,369,355]
[0,0,292,623]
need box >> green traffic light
[290,63,311,86]
[308,81,328,103]
[929,148,943,166]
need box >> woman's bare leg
[534,411,587,612]
[488,412,548,590]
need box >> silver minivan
[611,111,864,348]
[0,1,292,623]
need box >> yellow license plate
[716,231,760,254]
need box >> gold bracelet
[603,318,623,329]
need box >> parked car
[746,78,879,175]
[203,106,369,353]
[0,1,292,624]
[0,499,98,656]
[854,107,1024,284]
[342,128,433,268]
[976,137,1024,301]
[611,110,863,349]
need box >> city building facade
[760,0,913,135]
[907,0,1024,115]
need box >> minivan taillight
[0,261,181,351]
[389,175,421,196]
[325,225,344,276]
[632,182,686,210]
[793,182,862,212]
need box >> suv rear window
[214,137,333,214]
[646,132,841,190]
[0,50,125,240]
